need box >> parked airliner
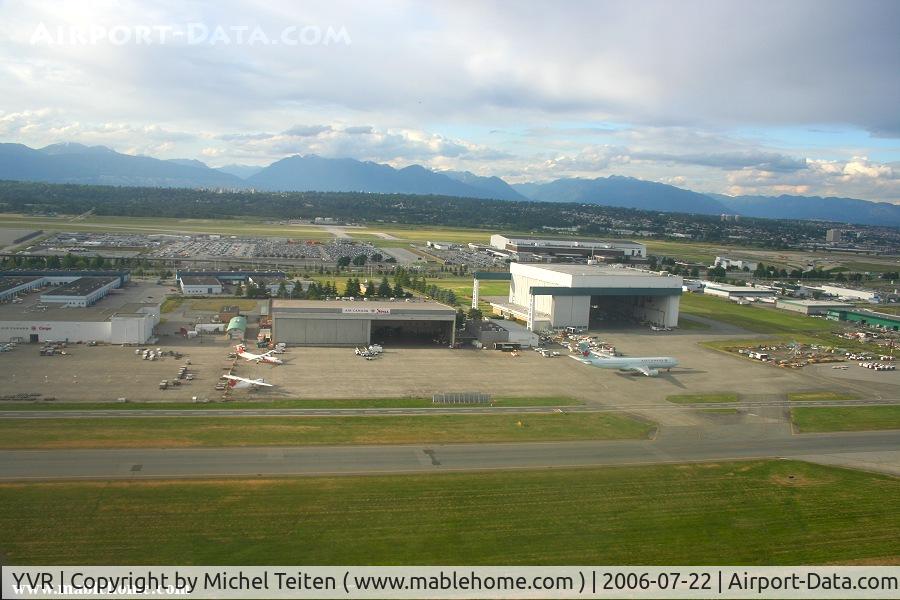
[570,342,677,376]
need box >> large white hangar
[271,299,457,346]
[477,263,682,331]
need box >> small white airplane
[235,344,283,365]
[570,342,677,377]
[221,374,274,389]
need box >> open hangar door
[371,319,454,346]
[589,294,667,327]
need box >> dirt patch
[769,473,834,487]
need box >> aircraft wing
[628,365,654,376]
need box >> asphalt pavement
[1,398,898,418]
[2,429,898,480]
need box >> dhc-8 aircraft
[570,342,677,377]
[221,374,274,389]
[235,344,284,365]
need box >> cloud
[726,157,899,201]
[0,1,897,201]
[631,151,808,173]
[282,124,333,137]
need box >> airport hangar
[270,299,458,346]
[475,263,682,331]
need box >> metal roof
[226,316,247,331]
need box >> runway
[2,429,898,480]
[1,397,898,418]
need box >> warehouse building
[39,276,119,307]
[775,299,853,315]
[175,270,286,283]
[817,285,881,303]
[0,272,157,343]
[248,275,297,296]
[477,263,681,331]
[271,299,457,346]
[489,234,646,263]
[179,276,223,295]
[0,301,159,344]
[0,276,45,302]
[826,309,900,331]
[702,282,777,301]
[713,256,759,271]
[1,270,129,287]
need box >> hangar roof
[529,264,657,277]
[0,276,42,293]
[180,276,221,286]
[271,298,456,316]
[42,277,118,297]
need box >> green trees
[377,276,392,297]
[343,278,361,297]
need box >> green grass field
[792,406,900,432]
[841,261,900,273]
[787,392,860,402]
[188,298,259,311]
[1,396,582,411]
[644,240,722,264]
[1,460,897,565]
[667,393,738,404]
[0,213,496,245]
[676,316,711,330]
[0,412,653,449]
[680,294,835,334]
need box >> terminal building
[489,234,646,263]
[476,263,682,331]
[270,299,457,346]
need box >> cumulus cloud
[630,151,808,173]
[0,1,897,201]
[726,157,899,201]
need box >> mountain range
[0,141,897,227]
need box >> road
[1,398,898,419]
[2,429,898,480]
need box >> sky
[0,0,899,201]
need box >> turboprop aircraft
[235,344,283,365]
[221,374,275,389]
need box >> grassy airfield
[1,460,897,565]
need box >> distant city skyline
[0,0,898,202]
